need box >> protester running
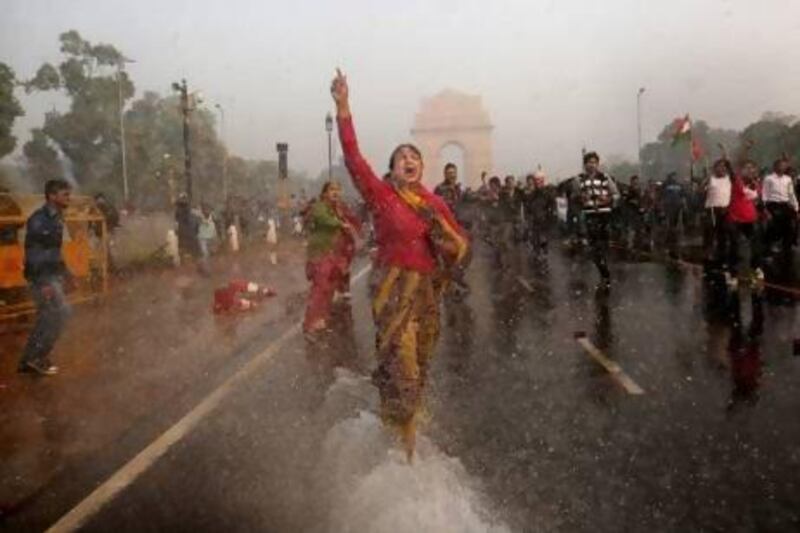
[576,151,619,288]
[330,68,469,460]
[703,159,733,272]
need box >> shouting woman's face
[391,146,424,185]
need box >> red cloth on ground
[338,115,465,273]
[727,176,758,223]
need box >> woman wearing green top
[304,181,359,334]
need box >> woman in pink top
[331,69,468,460]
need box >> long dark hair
[712,158,734,181]
[319,181,340,200]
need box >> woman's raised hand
[330,68,350,115]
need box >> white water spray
[309,369,510,533]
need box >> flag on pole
[671,114,692,146]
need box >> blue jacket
[24,203,68,283]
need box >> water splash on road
[312,369,510,533]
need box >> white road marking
[46,265,372,533]
[576,336,645,395]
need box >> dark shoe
[22,360,59,376]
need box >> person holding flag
[704,158,733,273]
[672,114,705,171]
[672,115,731,272]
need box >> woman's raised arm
[330,69,384,205]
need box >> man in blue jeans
[18,179,73,376]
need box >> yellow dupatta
[393,186,469,268]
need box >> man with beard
[577,152,620,288]
[434,162,462,215]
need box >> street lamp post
[116,57,135,203]
[172,79,200,203]
[215,103,228,200]
[637,87,645,176]
[325,112,333,181]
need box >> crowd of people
[171,190,312,271]
[13,67,800,464]
[561,156,800,290]
[405,152,800,291]
[293,71,800,461]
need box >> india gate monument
[411,89,493,189]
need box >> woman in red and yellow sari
[303,181,359,334]
[330,69,469,459]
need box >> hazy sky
[2,0,799,183]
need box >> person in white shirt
[703,158,733,269]
[762,158,799,258]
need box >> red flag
[691,137,704,161]
[671,115,692,145]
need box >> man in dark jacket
[18,179,73,376]
[622,175,646,249]
[500,175,523,242]
[175,193,200,258]
[660,172,686,256]
[522,171,556,256]
[93,192,121,271]
[433,163,462,212]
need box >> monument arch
[411,89,493,189]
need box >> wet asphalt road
[4,234,800,532]
[432,240,800,532]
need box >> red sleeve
[337,115,389,208]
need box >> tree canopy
[23,30,133,193]
[0,62,24,160]
[17,30,315,209]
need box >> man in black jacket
[18,179,73,376]
[522,171,556,257]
